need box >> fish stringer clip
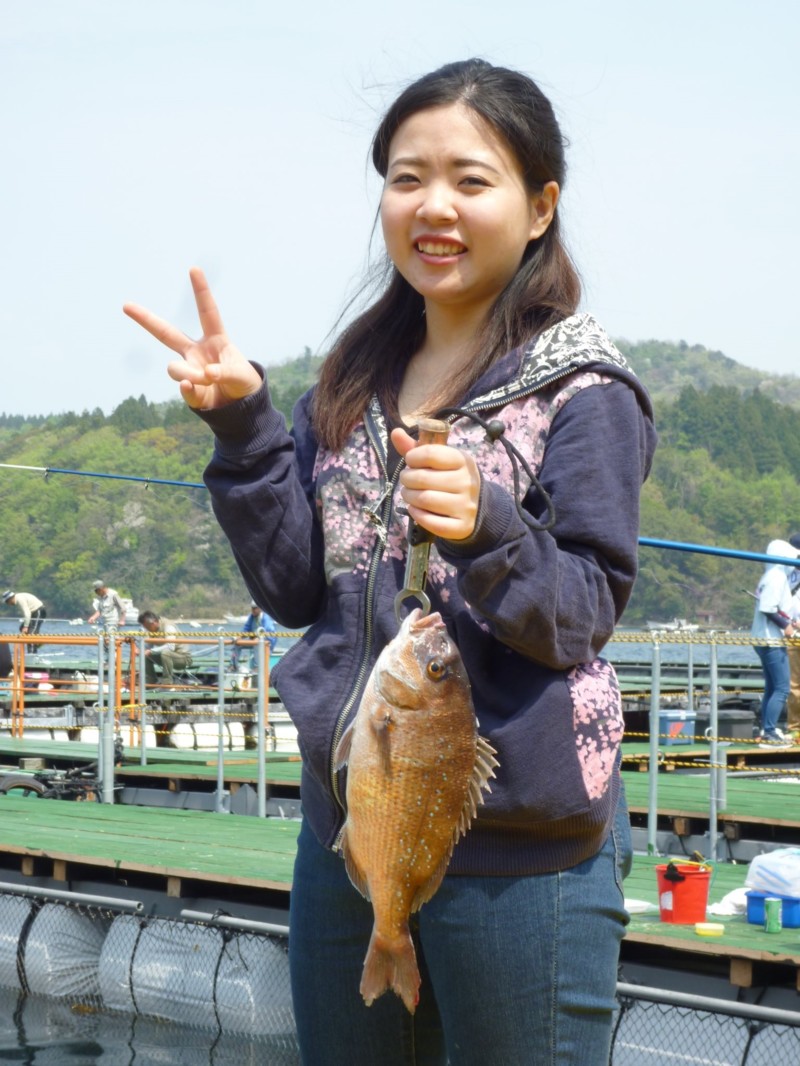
[394,417,450,623]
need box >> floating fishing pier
[2,529,800,1057]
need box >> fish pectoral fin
[333,720,355,771]
[341,836,371,901]
[410,852,451,912]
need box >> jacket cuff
[195,364,284,455]
[437,480,515,559]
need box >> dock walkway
[0,793,297,894]
[2,794,800,993]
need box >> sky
[2,0,798,417]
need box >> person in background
[87,580,126,634]
[2,590,46,653]
[124,58,656,1066]
[751,538,800,747]
[786,532,800,740]
[231,600,277,670]
[137,610,193,686]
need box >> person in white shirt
[87,581,126,633]
[750,539,800,746]
[2,590,46,653]
[786,533,800,739]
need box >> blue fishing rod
[1,462,798,567]
[639,537,800,569]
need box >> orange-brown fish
[334,608,498,1013]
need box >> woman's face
[380,102,557,321]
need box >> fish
[334,607,498,1013]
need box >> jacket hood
[468,312,653,420]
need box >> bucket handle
[663,859,712,883]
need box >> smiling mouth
[416,241,465,256]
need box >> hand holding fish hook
[391,418,480,621]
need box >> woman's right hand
[123,267,262,410]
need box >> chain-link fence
[612,982,800,1064]
[2,888,800,1064]
[0,889,299,1063]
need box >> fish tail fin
[360,925,420,1014]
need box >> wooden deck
[1,794,799,990]
[625,856,800,989]
[623,769,800,829]
[3,735,800,993]
[0,793,298,894]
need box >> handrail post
[708,639,723,861]
[95,632,105,775]
[101,633,116,803]
[11,642,23,738]
[215,635,227,813]
[138,632,148,765]
[647,638,661,855]
[686,640,694,714]
[256,633,266,817]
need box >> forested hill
[0,340,798,626]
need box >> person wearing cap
[137,610,192,686]
[87,581,126,633]
[231,601,276,671]
[2,591,46,653]
[750,538,800,747]
[786,532,800,739]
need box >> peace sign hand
[123,267,262,410]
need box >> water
[0,989,299,1064]
[603,629,760,669]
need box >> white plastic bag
[745,848,800,898]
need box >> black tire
[0,776,49,799]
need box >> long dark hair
[313,58,581,451]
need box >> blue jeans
[754,645,790,736]
[289,797,632,1065]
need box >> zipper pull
[363,482,394,544]
[363,507,388,545]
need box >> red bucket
[656,862,710,923]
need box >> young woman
[125,58,657,1066]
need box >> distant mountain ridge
[0,338,798,627]
[616,338,800,408]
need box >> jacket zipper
[329,415,401,838]
[327,362,584,848]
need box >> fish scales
[334,608,498,1013]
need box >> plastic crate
[745,890,800,928]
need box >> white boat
[645,618,700,632]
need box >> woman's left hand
[391,427,481,541]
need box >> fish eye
[426,659,447,682]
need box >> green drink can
[764,897,783,933]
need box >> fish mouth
[405,608,443,632]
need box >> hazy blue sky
[3,1,797,416]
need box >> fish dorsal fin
[410,732,499,913]
[456,733,499,837]
[333,719,354,772]
[339,827,371,901]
